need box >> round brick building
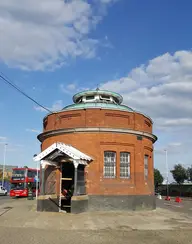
[34,89,157,213]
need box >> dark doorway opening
[60,162,87,213]
[61,162,74,213]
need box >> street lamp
[33,154,39,201]
[35,160,39,200]
[164,149,169,197]
[2,143,8,187]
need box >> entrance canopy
[33,142,93,166]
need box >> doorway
[60,162,74,213]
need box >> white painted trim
[33,142,92,162]
[41,160,58,169]
[73,160,79,169]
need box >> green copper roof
[42,89,153,123]
[63,102,134,112]
[73,89,123,104]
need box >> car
[0,186,8,196]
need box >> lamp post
[33,154,39,201]
[164,149,169,197]
[2,143,8,187]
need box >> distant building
[0,165,18,179]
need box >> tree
[171,164,188,196]
[154,168,164,190]
[187,166,192,182]
[170,164,188,185]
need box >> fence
[158,184,192,197]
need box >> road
[156,198,192,215]
[0,196,15,205]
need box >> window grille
[120,152,130,178]
[104,151,116,178]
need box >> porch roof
[33,142,93,162]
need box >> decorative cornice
[144,146,154,152]
[38,127,158,143]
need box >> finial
[96,84,100,91]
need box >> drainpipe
[73,160,79,196]
[41,160,46,195]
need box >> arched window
[104,151,116,178]
[120,152,130,178]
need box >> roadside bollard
[165,196,171,201]
[157,193,162,200]
[175,196,182,203]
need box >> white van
[0,186,8,196]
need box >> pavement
[0,197,191,244]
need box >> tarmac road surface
[0,195,15,205]
[156,198,192,215]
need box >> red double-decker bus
[10,167,40,197]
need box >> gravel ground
[0,199,191,244]
[0,227,192,244]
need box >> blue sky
[0,0,192,181]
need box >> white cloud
[6,148,18,152]
[0,136,7,141]
[26,129,41,133]
[67,83,76,91]
[99,0,119,3]
[168,142,182,147]
[34,100,63,112]
[14,144,24,148]
[156,118,192,129]
[0,142,24,152]
[100,77,137,93]
[99,50,192,131]
[49,100,63,111]
[34,106,47,112]
[60,82,90,95]
[0,0,118,71]
[155,142,184,156]
[60,83,77,95]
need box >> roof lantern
[72,89,123,105]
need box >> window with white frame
[104,151,116,178]
[144,155,149,179]
[120,152,130,178]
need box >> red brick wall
[40,108,155,196]
[41,132,154,196]
[43,109,153,134]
